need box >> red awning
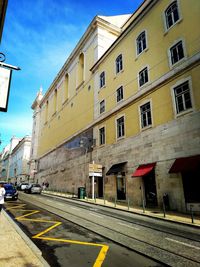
[169,155,200,173]
[132,163,156,177]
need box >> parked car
[17,182,29,191]
[24,183,42,194]
[4,184,18,201]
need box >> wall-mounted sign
[0,66,12,112]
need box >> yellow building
[32,0,200,212]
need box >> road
[5,192,200,267]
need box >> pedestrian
[0,184,6,213]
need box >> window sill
[135,48,149,61]
[141,125,152,132]
[98,85,106,93]
[116,136,125,141]
[169,57,187,70]
[164,18,183,36]
[175,108,193,118]
[114,69,124,79]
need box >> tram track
[18,193,200,267]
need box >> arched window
[115,54,123,74]
[64,73,69,100]
[54,89,57,113]
[45,100,48,122]
[165,1,179,29]
[78,53,84,86]
[136,31,147,55]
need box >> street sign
[0,66,12,112]
[89,163,102,177]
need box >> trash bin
[78,187,86,199]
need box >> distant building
[0,136,21,181]
[31,0,200,212]
[9,136,31,184]
[29,88,43,182]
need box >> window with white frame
[116,116,125,138]
[173,80,192,114]
[99,127,105,145]
[116,86,124,102]
[140,102,152,128]
[100,71,105,88]
[136,31,147,55]
[139,67,148,87]
[100,100,105,114]
[116,54,123,74]
[170,40,184,65]
[165,1,180,29]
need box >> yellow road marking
[5,202,109,267]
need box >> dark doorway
[182,171,200,203]
[116,175,126,200]
[97,177,103,198]
[143,170,157,207]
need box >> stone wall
[35,111,200,211]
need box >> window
[173,81,192,114]
[100,100,105,114]
[165,1,180,29]
[116,86,124,102]
[140,102,152,128]
[136,31,147,55]
[139,67,148,87]
[116,116,125,138]
[170,41,184,65]
[116,54,123,74]
[99,127,105,145]
[100,71,105,88]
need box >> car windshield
[33,184,41,187]
[4,185,14,190]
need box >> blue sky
[0,0,143,150]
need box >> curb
[3,209,50,267]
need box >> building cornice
[39,16,123,107]
[90,0,157,73]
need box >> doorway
[182,171,200,203]
[143,170,157,207]
[116,175,126,200]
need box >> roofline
[90,0,156,73]
[39,16,122,106]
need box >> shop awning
[132,163,156,177]
[106,162,127,175]
[169,155,200,173]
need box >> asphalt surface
[4,198,164,267]
[7,192,200,267]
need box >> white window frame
[115,54,123,74]
[168,39,186,68]
[135,30,148,57]
[99,126,106,146]
[115,114,125,140]
[171,76,194,118]
[138,65,149,89]
[99,99,105,114]
[116,85,124,103]
[163,0,182,33]
[99,71,106,89]
[138,99,153,130]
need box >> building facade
[9,136,31,184]
[32,0,200,212]
[0,136,21,181]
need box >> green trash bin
[78,187,86,199]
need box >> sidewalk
[43,190,200,227]
[0,209,49,267]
